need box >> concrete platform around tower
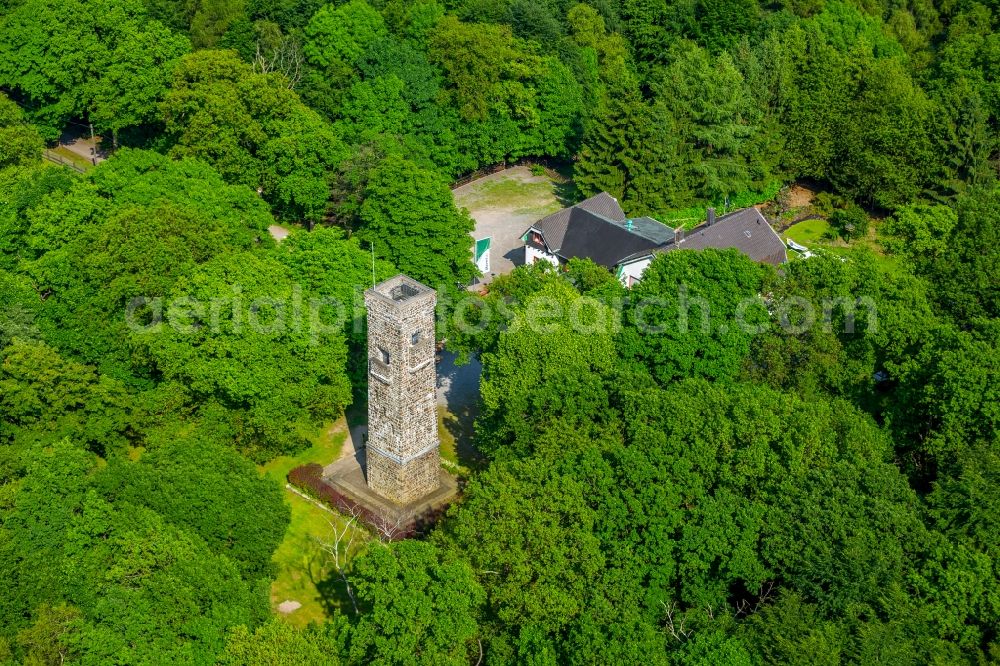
[322,446,458,525]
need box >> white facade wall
[618,256,652,287]
[525,244,561,267]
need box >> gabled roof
[528,193,786,270]
[579,191,627,221]
[557,209,662,269]
[531,192,626,252]
[618,208,787,267]
[670,208,787,266]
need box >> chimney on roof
[707,207,716,226]
[674,226,684,244]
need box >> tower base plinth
[322,446,457,537]
[367,447,441,505]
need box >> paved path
[436,351,481,409]
[335,421,368,464]
[58,129,106,165]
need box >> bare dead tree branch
[314,508,365,615]
[734,580,776,618]
[753,580,775,615]
[371,508,406,543]
[252,36,303,89]
[661,601,692,642]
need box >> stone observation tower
[364,275,440,505]
[321,273,455,533]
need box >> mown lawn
[259,420,365,627]
[455,168,566,219]
[782,217,903,273]
[259,421,346,485]
[437,405,485,477]
[783,217,837,246]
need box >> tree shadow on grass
[439,403,486,476]
[313,568,358,619]
[554,178,582,207]
[307,514,372,619]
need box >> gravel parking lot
[453,166,567,285]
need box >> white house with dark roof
[522,193,787,286]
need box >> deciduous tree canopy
[0,0,997,660]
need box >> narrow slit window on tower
[411,331,422,345]
[378,347,390,364]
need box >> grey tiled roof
[665,208,787,266]
[532,192,625,252]
[578,191,627,221]
[557,210,662,268]
[527,193,786,270]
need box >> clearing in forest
[453,165,571,282]
[260,419,363,627]
[773,183,900,271]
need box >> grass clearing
[49,145,95,171]
[438,406,484,477]
[438,408,459,466]
[782,217,904,273]
[783,217,837,246]
[783,218,858,263]
[455,171,566,220]
[260,420,345,486]
[260,419,366,627]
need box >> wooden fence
[42,149,88,173]
[450,157,565,190]
[450,161,511,189]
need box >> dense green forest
[0,0,998,661]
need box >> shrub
[287,464,447,541]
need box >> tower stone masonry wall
[365,275,441,505]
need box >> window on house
[378,347,390,364]
[411,331,421,345]
[531,231,543,245]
